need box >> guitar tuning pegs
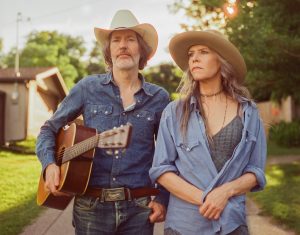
[117,142,123,146]
[114,150,119,155]
[122,149,126,154]
[106,149,113,155]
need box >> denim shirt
[149,96,267,235]
[36,72,170,205]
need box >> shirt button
[147,117,151,121]
[113,177,116,181]
[122,112,126,116]
[116,156,119,159]
[93,110,97,113]
[186,147,191,151]
[137,100,141,103]
[104,111,108,115]
[137,114,140,117]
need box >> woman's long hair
[176,53,251,138]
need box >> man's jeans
[73,195,154,235]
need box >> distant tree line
[0,30,181,93]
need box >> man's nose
[119,39,128,48]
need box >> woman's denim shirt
[150,97,267,235]
[36,72,170,205]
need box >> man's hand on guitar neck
[45,163,69,196]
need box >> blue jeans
[73,195,154,235]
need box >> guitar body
[37,123,96,210]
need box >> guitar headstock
[98,123,132,149]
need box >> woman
[149,30,267,235]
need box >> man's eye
[188,53,193,57]
[201,50,209,54]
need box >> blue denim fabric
[36,72,170,208]
[149,96,267,235]
[73,196,153,235]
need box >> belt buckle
[103,187,125,202]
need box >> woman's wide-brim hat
[169,30,247,83]
[94,9,158,60]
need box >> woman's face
[188,45,221,82]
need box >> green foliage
[0,38,5,68]
[4,31,87,88]
[144,63,182,94]
[169,0,300,103]
[0,149,44,235]
[267,140,300,156]
[251,163,300,234]
[269,121,300,147]
[85,42,106,75]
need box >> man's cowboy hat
[94,9,158,59]
[169,30,247,83]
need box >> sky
[0,0,191,66]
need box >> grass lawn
[250,162,300,234]
[0,142,44,235]
[267,140,300,157]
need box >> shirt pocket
[175,140,200,153]
[85,104,113,131]
[130,110,155,138]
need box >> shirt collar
[100,72,154,97]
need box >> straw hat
[169,30,247,83]
[94,9,158,59]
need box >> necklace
[200,89,223,98]
[221,95,228,130]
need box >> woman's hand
[199,183,232,220]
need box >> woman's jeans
[73,195,153,235]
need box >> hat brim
[169,31,247,83]
[94,23,158,60]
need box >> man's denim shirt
[150,96,267,235]
[36,72,170,205]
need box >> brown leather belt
[84,187,159,202]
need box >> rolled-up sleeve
[149,107,178,183]
[243,117,267,192]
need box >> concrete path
[21,155,300,235]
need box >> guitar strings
[56,130,123,162]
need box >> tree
[84,41,106,81]
[0,38,5,68]
[144,63,182,95]
[170,0,300,102]
[4,31,87,88]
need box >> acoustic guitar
[37,123,132,210]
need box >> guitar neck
[62,134,99,163]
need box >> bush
[269,121,300,147]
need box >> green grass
[267,140,300,156]
[0,149,44,235]
[250,163,300,234]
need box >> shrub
[269,121,300,147]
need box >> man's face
[110,29,140,71]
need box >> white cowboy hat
[169,30,247,83]
[94,9,158,60]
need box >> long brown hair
[102,31,152,70]
[176,52,251,138]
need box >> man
[36,9,169,234]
